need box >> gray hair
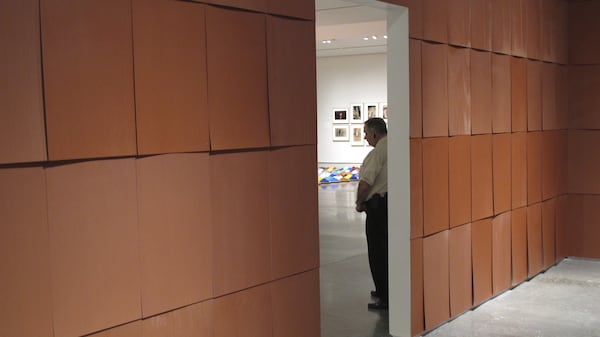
[364,117,387,136]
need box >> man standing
[355,117,388,310]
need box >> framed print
[350,103,363,122]
[350,124,364,146]
[365,103,378,119]
[379,102,388,120]
[332,124,349,141]
[333,108,348,123]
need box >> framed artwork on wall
[365,103,378,119]
[350,124,364,146]
[332,125,349,141]
[332,108,349,123]
[350,103,364,122]
[379,102,388,120]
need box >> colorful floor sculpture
[318,166,360,184]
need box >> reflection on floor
[319,182,600,337]
[319,182,392,337]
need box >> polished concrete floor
[319,181,600,337]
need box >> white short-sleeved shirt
[359,136,387,200]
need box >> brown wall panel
[511,132,527,208]
[471,135,494,221]
[423,137,449,236]
[527,203,543,277]
[411,238,424,336]
[410,39,423,138]
[411,139,424,238]
[527,60,543,131]
[449,136,471,228]
[272,271,320,337]
[199,0,267,13]
[491,53,511,133]
[492,212,511,295]
[471,0,492,51]
[568,130,600,194]
[556,65,569,129]
[142,302,212,337]
[493,133,511,214]
[41,0,136,160]
[555,195,569,259]
[548,0,569,64]
[449,224,473,317]
[542,63,559,130]
[491,0,512,54]
[569,0,600,64]
[527,131,542,204]
[268,17,316,146]
[422,0,448,43]
[578,195,600,258]
[133,0,209,155]
[525,0,541,60]
[472,218,493,305]
[206,7,270,150]
[511,57,527,132]
[511,0,526,57]
[542,198,556,269]
[423,231,450,330]
[511,207,528,285]
[268,0,314,20]
[422,42,449,137]
[557,130,568,195]
[137,154,213,317]
[0,168,52,337]
[46,159,140,337]
[0,0,46,164]
[471,50,492,134]
[448,46,471,136]
[214,284,272,337]
[90,321,141,337]
[565,195,584,257]
[269,146,319,279]
[448,0,470,47]
[211,151,271,296]
[542,131,558,200]
[569,65,600,130]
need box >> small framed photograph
[332,108,348,123]
[350,103,364,122]
[379,102,388,120]
[350,124,364,146]
[365,103,378,119]
[332,124,349,141]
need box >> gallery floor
[318,181,600,337]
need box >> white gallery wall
[317,53,387,165]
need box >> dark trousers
[365,194,388,302]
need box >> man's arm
[355,180,371,212]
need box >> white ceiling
[315,0,388,57]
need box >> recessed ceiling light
[384,35,388,39]
[363,37,369,41]
[372,35,377,40]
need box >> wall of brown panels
[3,0,599,337]
[396,0,573,335]
[132,0,209,155]
[0,1,318,336]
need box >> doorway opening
[315,1,410,336]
